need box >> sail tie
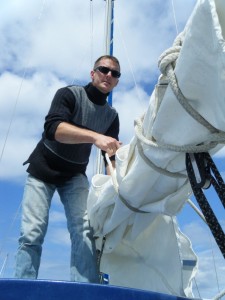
[186,152,225,259]
[105,154,149,213]
[136,141,187,179]
[132,31,225,182]
[158,32,225,137]
[134,116,220,153]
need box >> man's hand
[93,134,122,157]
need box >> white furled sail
[87,0,225,297]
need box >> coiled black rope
[186,152,225,258]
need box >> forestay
[87,0,225,297]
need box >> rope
[209,230,222,296]
[0,69,26,165]
[213,289,225,300]
[134,116,220,153]
[186,153,225,259]
[97,236,106,268]
[136,141,186,179]
[160,63,220,135]
[207,157,225,209]
[118,192,149,214]
[89,0,94,65]
[105,154,149,213]
[171,0,179,35]
[187,199,206,223]
[115,8,144,108]
[134,34,225,154]
[158,33,225,136]
[0,254,9,278]
[0,198,22,258]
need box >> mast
[105,0,114,106]
[96,0,115,174]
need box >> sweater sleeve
[44,87,76,140]
[105,114,119,141]
[101,114,120,164]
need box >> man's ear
[90,70,94,80]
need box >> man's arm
[55,122,121,157]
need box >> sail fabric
[87,0,225,297]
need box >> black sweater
[24,83,119,184]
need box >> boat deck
[0,279,190,300]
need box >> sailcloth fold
[87,0,225,297]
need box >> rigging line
[0,254,9,278]
[0,0,47,259]
[115,18,143,108]
[171,0,179,35]
[104,1,108,53]
[89,2,99,176]
[102,1,107,53]
[187,199,206,223]
[89,2,99,177]
[95,0,114,175]
[89,0,94,67]
[70,2,94,85]
[104,0,112,54]
[0,200,22,258]
[0,69,26,165]
[213,289,225,300]
[0,0,47,167]
[208,229,221,294]
[95,1,105,175]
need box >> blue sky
[0,0,225,299]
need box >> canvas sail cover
[87,0,225,297]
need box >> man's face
[90,58,120,94]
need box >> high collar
[84,82,109,105]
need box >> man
[14,55,122,283]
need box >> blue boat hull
[0,279,190,300]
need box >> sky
[0,0,225,299]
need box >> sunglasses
[94,66,121,78]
